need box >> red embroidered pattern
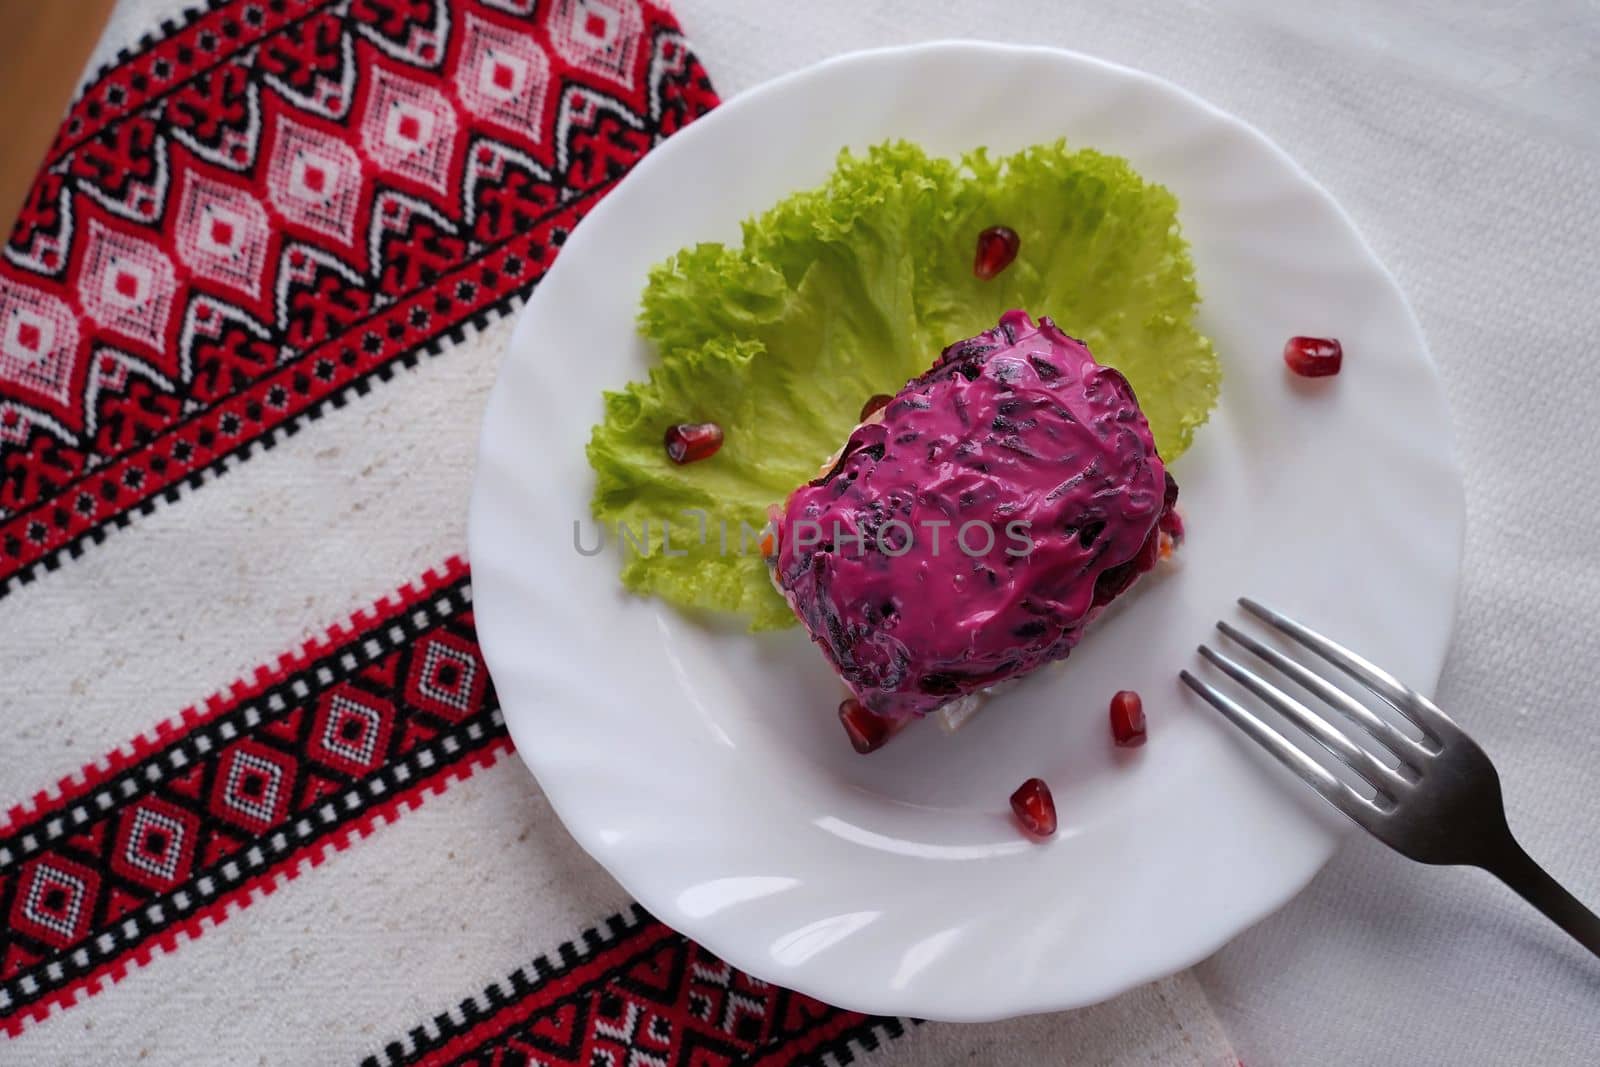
[0,5,897,1059]
[0,0,718,596]
[362,905,910,1067]
[0,557,915,1061]
[0,558,507,1034]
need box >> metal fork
[1181,598,1600,958]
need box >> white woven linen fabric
[9,0,1595,1062]
[671,0,1600,1064]
[23,0,1596,1063]
[0,1,1243,1063]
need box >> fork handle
[1486,840,1600,959]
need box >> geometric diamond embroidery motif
[0,288,80,414]
[77,219,179,358]
[309,684,395,775]
[548,0,643,88]
[404,632,485,723]
[266,115,366,248]
[360,67,459,197]
[173,171,273,300]
[110,798,197,891]
[211,739,294,833]
[11,856,100,949]
[456,12,551,139]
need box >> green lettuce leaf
[587,140,1219,629]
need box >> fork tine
[1216,621,1430,770]
[1238,599,1460,745]
[1180,670,1385,832]
[1198,644,1408,801]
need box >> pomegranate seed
[973,225,1020,280]
[1110,690,1147,747]
[838,698,896,754]
[859,393,892,421]
[1009,777,1057,838]
[663,422,723,464]
[1158,498,1185,542]
[1283,336,1342,377]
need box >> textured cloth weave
[0,1,1240,1063]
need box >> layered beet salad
[587,141,1226,820]
[768,310,1182,741]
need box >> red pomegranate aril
[839,698,895,754]
[1009,777,1057,838]
[1283,336,1342,378]
[973,225,1020,280]
[859,393,893,421]
[1110,690,1147,746]
[663,422,723,464]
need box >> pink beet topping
[773,310,1175,720]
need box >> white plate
[468,42,1463,1021]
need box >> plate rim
[468,38,1465,1021]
